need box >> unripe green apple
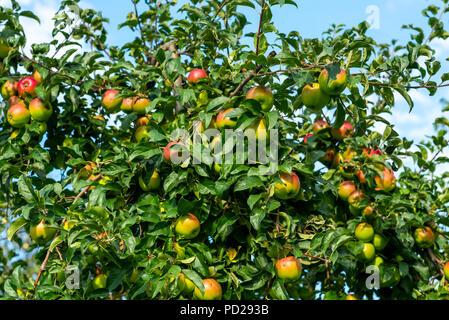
[29,98,53,121]
[1,80,17,99]
[373,233,388,251]
[331,121,353,140]
[216,108,238,130]
[246,86,274,112]
[0,40,11,58]
[30,220,57,244]
[193,278,222,300]
[355,222,374,242]
[301,83,330,111]
[133,97,151,114]
[175,214,201,239]
[7,103,30,128]
[414,226,435,248]
[338,181,356,201]
[177,273,195,295]
[274,172,300,200]
[92,274,108,290]
[101,89,122,113]
[275,256,302,281]
[360,243,376,261]
[138,170,161,191]
[374,166,396,192]
[318,68,347,96]
[134,125,150,142]
[444,261,449,280]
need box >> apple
[7,96,25,108]
[175,213,201,239]
[312,120,329,135]
[363,147,381,157]
[0,40,11,58]
[177,273,195,295]
[216,108,238,130]
[17,76,38,98]
[163,141,186,163]
[356,169,367,184]
[360,243,376,261]
[7,103,30,128]
[348,190,365,209]
[79,161,96,179]
[92,274,108,290]
[63,220,76,230]
[318,68,347,96]
[355,222,374,242]
[120,97,134,113]
[331,121,353,140]
[346,294,357,300]
[246,86,274,112]
[32,70,43,84]
[275,256,302,281]
[274,172,300,200]
[319,148,335,166]
[135,116,150,127]
[1,80,17,99]
[29,98,52,121]
[101,89,122,113]
[414,226,435,248]
[373,233,388,251]
[135,126,150,142]
[301,83,330,111]
[303,133,313,144]
[374,166,396,192]
[362,206,374,219]
[30,220,57,244]
[133,97,151,114]
[193,278,222,300]
[374,256,384,267]
[338,181,356,201]
[247,118,267,142]
[444,261,449,280]
[138,170,161,191]
[173,242,186,259]
[187,68,208,84]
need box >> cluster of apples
[2,71,53,136]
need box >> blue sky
[2,0,449,171]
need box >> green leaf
[7,217,27,241]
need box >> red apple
[187,68,208,84]
[374,166,396,192]
[331,121,353,140]
[338,181,356,201]
[7,103,30,128]
[1,80,17,99]
[101,89,122,113]
[193,278,222,300]
[312,120,329,135]
[29,98,53,121]
[303,133,313,144]
[215,108,238,130]
[120,97,134,113]
[444,261,449,280]
[275,256,302,281]
[17,76,38,98]
[274,172,300,200]
[163,141,187,163]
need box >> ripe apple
[138,170,161,191]
[187,68,208,84]
[303,133,313,144]
[133,97,151,114]
[360,243,376,261]
[338,181,356,201]
[101,89,122,113]
[135,116,150,127]
[193,278,222,300]
[274,172,300,200]
[414,226,435,248]
[7,103,30,128]
[246,86,274,112]
[331,121,353,140]
[216,108,238,130]
[348,190,365,209]
[92,274,108,290]
[356,169,367,184]
[346,294,357,300]
[444,261,449,280]
[355,222,374,242]
[312,120,329,135]
[275,256,302,281]
[319,148,335,166]
[177,273,195,295]
[301,83,330,111]
[374,166,396,192]
[30,220,57,244]
[175,213,201,239]
[135,126,150,142]
[318,68,347,96]
[1,80,17,99]
[373,233,388,251]
[29,98,52,121]
[32,70,43,84]
[120,97,134,113]
[7,96,25,108]
[163,141,186,163]
[17,76,38,98]
[362,206,374,219]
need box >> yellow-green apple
[30,220,56,244]
[177,273,196,295]
[348,190,365,210]
[413,226,435,248]
[246,86,274,112]
[101,89,122,113]
[193,278,222,300]
[247,118,267,142]
[133,97,151,114]
[318,68,347,95]
[0,40,11,58]
[312,120,329,135]
[331,121,353,140]
[275,256,302,281]
[362,205,374,219]
[29,98,52,121]
[32,70,43,84]
[274,172,300,200]
[17,76,38,98]
[216,108,238,130]
[346,294,357,300]
[374,256,384,267]
[120,97,134,113]
[63,220,76,230]
[444,262,449,280]
[138,170,161,191]
[360,243,375,261]
[301,83,330,111]
[7,103,30,128]
[355,222,374,242]
[1,80,17,99]
[338,181,356,201]
[374,166,396,192]
[92,274,108,290]
[135,126,150,142]
[175,213,201,239]
[135,116,150,127]
[187,68,208,84]
[373,233,388,251]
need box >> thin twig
[255,0,266,56]
[424,3,449,45]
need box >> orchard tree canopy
[0,0,449,300]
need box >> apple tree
[0,0,448,300]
